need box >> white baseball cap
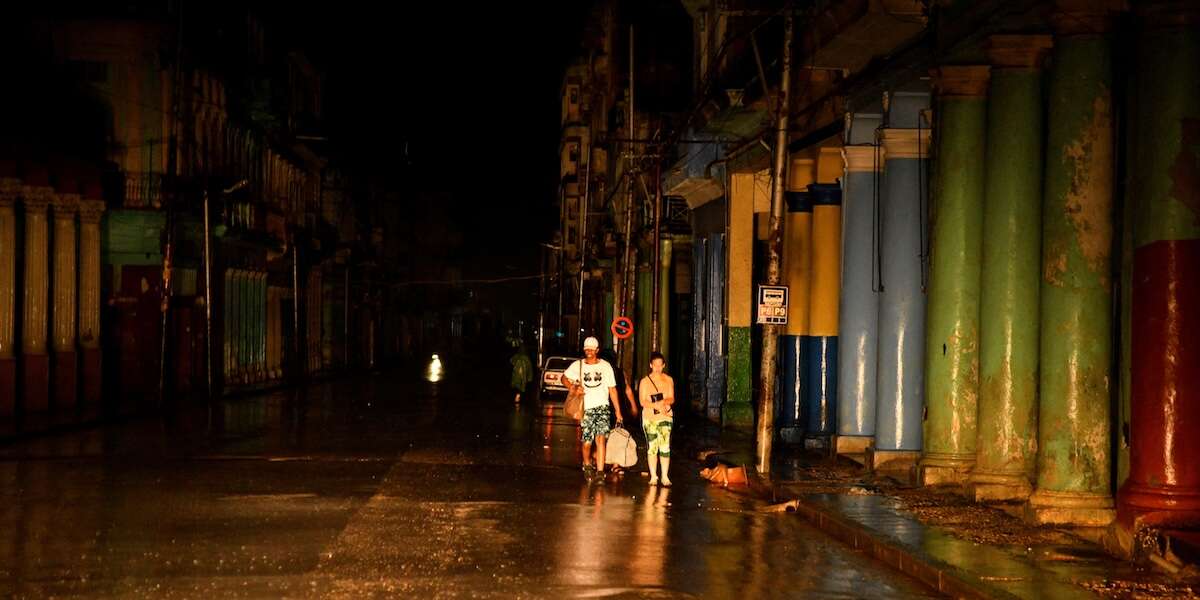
[583,336,600,349]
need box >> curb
[743,474,1019,600]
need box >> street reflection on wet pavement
[0,361,935,598]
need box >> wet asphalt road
[0,356,936,598]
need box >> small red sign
[611,316,634,340]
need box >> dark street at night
[0,359,934,598]
[3,0,1200,597]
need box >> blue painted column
[804,183,842,449]
[691,237,708,413]
[873,112,931,473]
[836,136,884,458]
[705,234,726,423]
[778,180,812,445]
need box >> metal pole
[292,236,300,379]
[618,25,636,364]
[344,263,349,367]
[537,245,546,369]
[556,190,565,344]
[576,150,590,339]
[756,12,793,475]
[157,0,184,406]
[158,210,174,404]
[202,190,213,400]
[650,161,662,352]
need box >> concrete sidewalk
[684,422,1198,599]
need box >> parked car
[538,356,576,402]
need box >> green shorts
[581,405,612,443]
[643,418,673,457]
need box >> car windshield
[545,357,574,371]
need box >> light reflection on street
[425,353,443,382]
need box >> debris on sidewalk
[700,463,748,486]
[762,499,800,513]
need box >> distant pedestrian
[562,336,624,481]
[509,343,532,404]
[638,352,674,487]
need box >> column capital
[1052,0,1117,35]
[985,34,1054,69]
[1135,0,1200,30]
[21,186,54,212]
[0,178,21,207]
[843,146,884,173]
[880,128,932,160]
[930,65,991,98]
[78,200,106,224]
[52,193,80,218]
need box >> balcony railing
[122,172,163,209]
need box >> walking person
[562,336,624,481]
[638,352,674,486]
[509,343,532,404]
[598,347,638,477]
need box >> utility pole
[756,12,794,475]
[650,160,662,352]
[617,24,636,366]
[576,147,590,341]
[158,0,185,405]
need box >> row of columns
[0,176,104,416]
[915,6,1200,530]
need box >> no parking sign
[610,316,634,340]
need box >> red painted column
[1117,4,1200,531]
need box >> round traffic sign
[611,316,634,340]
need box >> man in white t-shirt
[561,336,624,480]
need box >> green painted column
[726,327,753,425]
[1028,12,1116,526]
[920,66,990,487]
[603,290,614,347]
[637,267,652,373]
[968,35,1053,502]
[724,172,757,427]
[658,238,672,363]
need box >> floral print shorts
[643,418,673,457]
[581,405,612,443]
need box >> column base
[919,452,975,486]
[965,470,1034,502]
[706,406,722,423]
[1026,489,1115,527]
[779,426,805,445]
[53,351,78,410]
[1117,482,1200,530]
[22,353,50,413]
[835,434,873,455]
[869,449,921,473]
[81,347,102,405]
[804,434,833,453]
[0,357,15,417]
[723,401,754,429]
